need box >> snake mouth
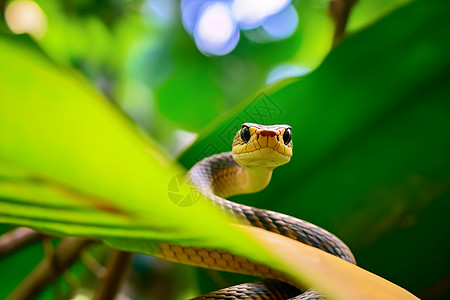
[232,135,292,157]
[232,147,291,168]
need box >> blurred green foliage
[1,0,449,299]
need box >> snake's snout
[258,129,277,137]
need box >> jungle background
[0,0,449,299]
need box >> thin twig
[6,237,92,300]
[329,0,359,46]
[0,0,7,13]
[0,227,44,258]
[81,250,107,278]
[62,268,81,297]
[93,250,133,300]
[42,237,62,299]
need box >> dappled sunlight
[194,2,239,56]
[181,0,299,55]
[266,63,311,84]
[231,0,290,29]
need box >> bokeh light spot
[181,0,297,56]
[181,0,205,33]
[5,1,48,39]
[262,5,298,40]
[194,2,239,56]
[232,0,291,29]
[266,63,311,84]
[142,0,176,25]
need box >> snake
[159,123,356,299]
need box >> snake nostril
[259,130,276,137]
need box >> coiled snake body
[159,123,355,299]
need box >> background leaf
[0,34,246,248]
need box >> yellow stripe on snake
[159,123,356,299]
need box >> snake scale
[158,123,356,299]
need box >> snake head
[232,123,293,168]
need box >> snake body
[159,123,355,299]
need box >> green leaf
[0,33,247,250]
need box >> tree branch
[0,227,44,258]
[93,250,133,300]
[6,237,92,300]
[329,0,359,46]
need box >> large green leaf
[0,34,240,247]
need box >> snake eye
[240,126,251,143]
[283,128,292,144]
